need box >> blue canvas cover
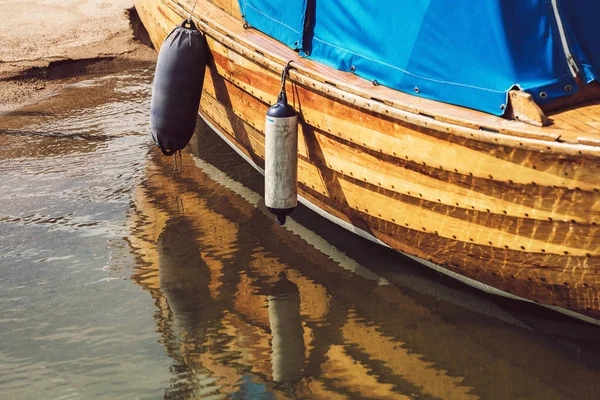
[238,0,598,116]
[560,0,600,84]
[239,0,307,50]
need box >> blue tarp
[238,0,306,50]
[239,0,598,116]
[560,1,600,84]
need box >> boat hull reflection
[128,120,600,399]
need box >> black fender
[150,19,207,156]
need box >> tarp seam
[243,2,302,34]
[521,72,572,88]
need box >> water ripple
[0,68,173,399]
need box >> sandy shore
[0,0,156,112]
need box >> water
[1,68,600,399]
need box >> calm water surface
[1,68,600,399]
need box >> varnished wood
[549,99,600,134]
[206,0,241,18]
[135,0,600,322]
[201,65,600,223]
[507,90,548,127]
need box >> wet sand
[0,0,156,112]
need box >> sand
[0,0,156,112]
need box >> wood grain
[507,90,548,127]
[135,0,600,321]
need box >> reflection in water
[158,216,213,328]
[156,215,226,399]
[129,116,600,399]
[269,272,305,384]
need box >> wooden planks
[205,43,600,191]
[206,0,242,18]
[135,0,600,320]
[198,92,600,315]
[202,63,600,224]
[549,99,600,134]
[202,85,600,255]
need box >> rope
[187,0,198,22]
[277,60,294,103]
[279,60,294,96]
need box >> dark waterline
[1,68,599,399]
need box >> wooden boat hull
[135,0,600,324]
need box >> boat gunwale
[164,0,600,157]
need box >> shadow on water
[129,115,600,399]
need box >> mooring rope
[278,60,294,100]
[187,0,198,21]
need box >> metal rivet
[350,66,356,72]
[294,41,299,47]
[565,85,573,92]
[500,104,506,110]
[304,51,310,56]
[539,92,548,99]
[243,22,251,29]
[372,79,379,86]
[414,87,420,94]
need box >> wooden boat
[135,0,600,324]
